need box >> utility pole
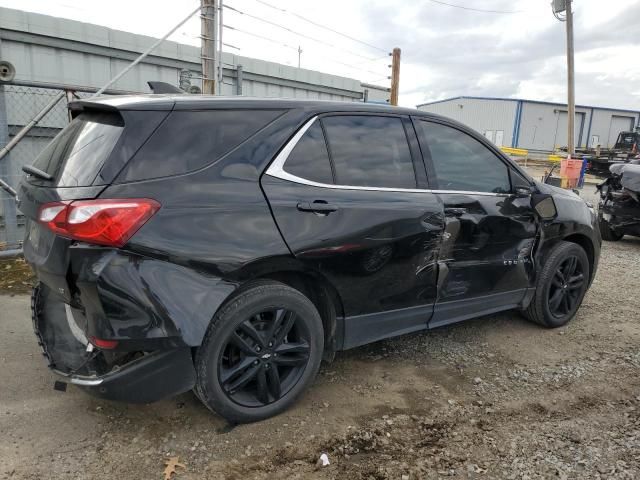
[389,47,401,106]
[297,46,302,68]
[201,0,218,95]
[217,0,224,94]
[565,0,575,156]
[552,0,575,156]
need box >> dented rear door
[262,113,444,347]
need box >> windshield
[616,133,638,147]
[29,111,124,187]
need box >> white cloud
[1,0,638,109]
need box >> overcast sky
[1,0,638,109]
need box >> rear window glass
[30,112,123,187]
[120,110,283,181]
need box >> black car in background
[17,96,601,423]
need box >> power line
[223,24,299,51]
[364,76,391,85]
[224,24,386,77]
[223,3,383,62]
[179,31,241,50]
[252,0,387,54]
[352,55,389,67]
[425,0,521,14]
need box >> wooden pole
[566,0,575,156]
[201,0,217,94]
[389,47,401,106]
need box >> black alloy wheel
[195,280,324,423]
[522,241,590,328]
[219,308,310,407]
[547,255,585,318]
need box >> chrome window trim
[265,115,512,198]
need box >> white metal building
[417,96,640,152]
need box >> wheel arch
[254,270,345,360]
[562,233,596,283]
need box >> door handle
[297,201,338,214]
[444,207,467,217]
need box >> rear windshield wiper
[22,165,54,181]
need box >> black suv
[18,96,601,423]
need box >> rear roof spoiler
[147,81,183,94]
[68,96,176,118]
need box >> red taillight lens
[38,198,160,247]
[90,337,119,349]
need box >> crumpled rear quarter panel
[69,246,235,346]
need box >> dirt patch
[0,256,35,294]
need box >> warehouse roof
[417,96,640,115]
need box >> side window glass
[417,121,511,193]
[283,122,333,184]
[511,169,531,189]
[322,115,416,189]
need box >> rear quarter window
[118,109,284,181]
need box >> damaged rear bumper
[32,283,196,403]
[61,349,196,403]
[597,164,640,237]
[599,201,640,237]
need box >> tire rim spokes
[219,308,310,407]
[548,255,585,318]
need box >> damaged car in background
[18,96,601,423]
[597,161,640,241]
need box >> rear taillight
[89,337,119,349]
[38,198,160,247]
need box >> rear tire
[523,241,590,328]
[195,280,324,423]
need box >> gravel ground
[2,186,639,479]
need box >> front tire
[195,280,324,423]
[523,241,590,328]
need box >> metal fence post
[0,84,19,249]
[65,89,75,121]
[236,64,243,95]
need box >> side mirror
[531,194,557,220]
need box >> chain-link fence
[0,81,137,251]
